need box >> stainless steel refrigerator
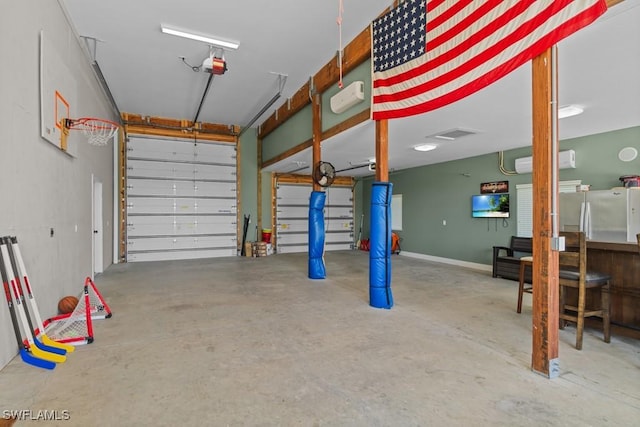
[559,189,640,243]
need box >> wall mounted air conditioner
[515,149,576,174]
[330,81,365,114]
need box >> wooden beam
[122,113,238,142]
[257,137,263,236]
[259,25,374,139]
[375,120,389,182]
[118,127,126,262]
[312,94,322,191]
[531,47,560,378]
[258,81,311,139]
[321,108,371,141]
[313,27,373,95]
[275,173,353,187]
[261,139,313,169]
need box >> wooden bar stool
[558,231,611,350]
[517,256,533,313]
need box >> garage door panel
[276,185,312,204]
[125,136,238,262]
[326,187,353,205]
[128,160,195,180]
[128,178,236,197]
[127,179,195,197]
[277,220,307,233]
[276,206,308,218]
[127,235,236,252]
[194,181,237,196]
[195,142,236,160]
[128,138,196,162]
[193,165,236,180]
[326,220,353,233]
[128,214,236,234]
[324,207,353,218]
[277,231,352,247]
[127,248,237,262]
[127,197,236,215]
[128,160,235,183]
[276,244,308,254]
[277,233,307,246]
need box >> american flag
[371,0,608,120]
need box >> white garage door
[276,184,353,254]
[126,136,237,262]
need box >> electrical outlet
[442,220,447,226]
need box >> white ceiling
[61,0,640,177]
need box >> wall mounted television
[471,194,510,218]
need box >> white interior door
[93,177,103,275]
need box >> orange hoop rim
[64,117,120,131]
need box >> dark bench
[492,236,533,282]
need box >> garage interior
[2,253,639,425]
[1,0,639,425]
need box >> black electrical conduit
[192,73,215,125]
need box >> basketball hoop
[61,117,119,147]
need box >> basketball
[58,296,79,314]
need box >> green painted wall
[261,60,372,165]
[321,59,372,131]
[239,131,258,241]
[357,126,640,265]
[262,105,312,163]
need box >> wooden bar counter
[586,241,640,332]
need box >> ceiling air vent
[428,128,477,140]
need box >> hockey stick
[0,251,56,370]
[356,213,364,250]
[0,242,66,364]
[1,237,66,356]
[7,236,74,353]
[240,214,250,256]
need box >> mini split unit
[515,149,576,174]
[330,81,365,114]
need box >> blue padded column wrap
[369,182,394,309]
[308,191,326,279]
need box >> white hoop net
[81,119,118,146]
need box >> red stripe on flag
[372,0,607,119]
[373,3,607,119]
[426,0,477,31]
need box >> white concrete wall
[0,1,116,369]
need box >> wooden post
[257,137,263,237]
[531,47,560,378]
[312,93,322,191]
[375,119,389,182]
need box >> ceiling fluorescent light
[161,25,239,50]
[434,135,455,141]
[558,105,583,119]
[414,144,437,152]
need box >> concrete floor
[0,251,639,426]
